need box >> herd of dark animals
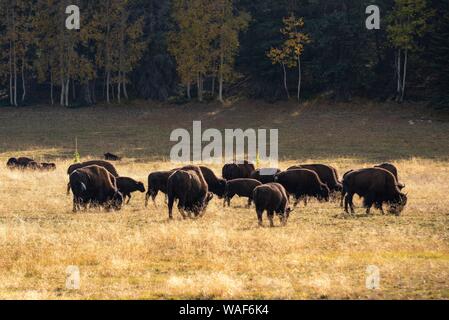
[5,154,408,227]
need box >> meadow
[0,100,448,299]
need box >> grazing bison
[342,167,407,215]
[167,167,213,219]
[287,164,342,194]
[223,178,262,207]
[41,162,56,171]
[145,169,177,206]
[67,160,119,195]
[374,163,405,189]
[69,165,124,212]
[274,169,330,207]
[67,160,119,177]
[250,168,281,184]
[116,177,145,204]
[7,157,36,169]
[253,183,292,227]
[182,165,226,198]
[222,161,255,180]
[104,152,121,161]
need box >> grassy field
[0,100,448,299]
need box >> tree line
[0,0,447,107]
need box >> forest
[0,0,448,107]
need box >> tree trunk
[9,40,13,106]
[218,52,224,103]
[123,74,129,100]
[60,76,65,106]
[21,59,26,102]
[396,49,401,102]
[282,63,289,99]
[65,78,70,107]
[187,83,191,100]
[117,72,122,104]
[106,71,110,103]
[297,57,301,102]
[50,71,54,105]
[400,49,408,103]
[197,73,203,102]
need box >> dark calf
[116,177,145,204]
[223,178,262,207]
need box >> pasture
[0,100,448,299]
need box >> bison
[167,167,213,219]
[287,164,342,194]
[274,169,330,207]
[67,160,119,195]
[222,161,255,180]
[342,167,407,215]
[223,178,262,207]
[145,169,177,206]
[69,165,124,212]
[104,152,121,161]
[67,160,119,177]
[374,163,405,189]
[182,165,226,198]
[250,168,281,184]
[40,162,57,171]
[7,157,37,169]
[252,183,292,227]
[116,177,145,204]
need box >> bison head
[215,179,227,198]
[388,193,408,215]
[318,185,330,202]
[7,157,18,168]
[136,181,146,193]
[111,191,124,211]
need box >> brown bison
[145,169,177,206]
[287,164,342,194]
[342,167,407,215]
[274,169,330,207]
[250,168,281,184]
[40,162,57,171]
[222,161,255,180]
[252,183,292,227]
[167,167,213,219]
[69,165,123,212]
[67,160,119,195]
[223,178,262,207]
[104,152,121,161]
[7,157,37,169]
[182,165,226,198]
[374,163,405,189]
[67,160,119,177]
[116,177,145,204]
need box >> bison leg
[257,210,263,227]
[168,196,175,220]
[144,191,150,207]
[247,197,252,208]
[267,211,275,228]
[126,193,131,204]
[344,193,355,214]
[303,196,308,207]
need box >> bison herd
[5,156,408,227]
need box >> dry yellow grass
[0,100,448,299]
[0,158,448,299]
